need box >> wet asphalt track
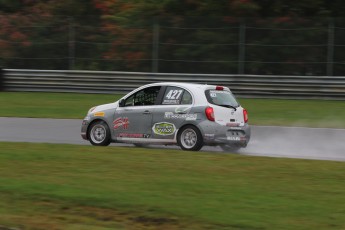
[0,117,344,161]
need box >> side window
[124,86,161,106]
[124,94,134,106]
[162,86,192,105]
[181,90,192,105]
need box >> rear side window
[205,89,239,107]
[162,86,192,105]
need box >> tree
[1,0,345,74]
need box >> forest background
[1,0,345,75]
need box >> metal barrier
[3,69,345,100]
[0,68,3,91]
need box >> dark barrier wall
[3,69,345,100]
[0,68,3,91]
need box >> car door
[152,86,194,140]
[113,86,161,141]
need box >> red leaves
[274,17,292,24]
[9,31,26,41]
[0,15,30,52]
[93,0,120,14]
[230,0,260,16]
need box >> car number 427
[166,89,183,99]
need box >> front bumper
[81,119,89,140]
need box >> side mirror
[119,99,125,107]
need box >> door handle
[143,110,151,114]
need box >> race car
[81,82,250,151]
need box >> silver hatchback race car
[81,82,250,151]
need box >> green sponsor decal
[152,122,176,136]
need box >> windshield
[205,89,239,108]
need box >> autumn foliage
[1,0,345,75]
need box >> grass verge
[1,92,345,128]
[0,92,121,119]
[240,98,345,128]
[0,142,344,229]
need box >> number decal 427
[166,90,183,100]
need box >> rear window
[205,89,239,107]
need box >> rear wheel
[177,125,203,151]
[88,121,111,146]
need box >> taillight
[205,107,215,121]
[243,109,248,123]
[216,86,224,90]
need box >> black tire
[177,125,203,151]
[88,121,111,146]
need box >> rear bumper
[202,123,251,147]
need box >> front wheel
[177,125,203,151]
[88,121,111,146]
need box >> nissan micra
[81,82,250,151]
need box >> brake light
[216,86,224,90]
[205,107,215,121]
[243,109,248,123]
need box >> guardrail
[2,69,345,100]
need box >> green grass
[1,92,345,128]
[240,98,345,128]
[0,92,121,119]
[0,142,344,229]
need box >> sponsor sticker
[204,133,215,140]
[93,112,105,117]
[113,117,129,129]
[117,133,150,138]
[164,112,197,120]
[226,122,240,127]
[210,90,229,94]
[162,99,179,105]
[152,122,176,136]
[227,136,241,141]
[228,127,242,130]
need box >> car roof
[144,82,229,91]
[121,82,232,105]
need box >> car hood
[90,101,118,114]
